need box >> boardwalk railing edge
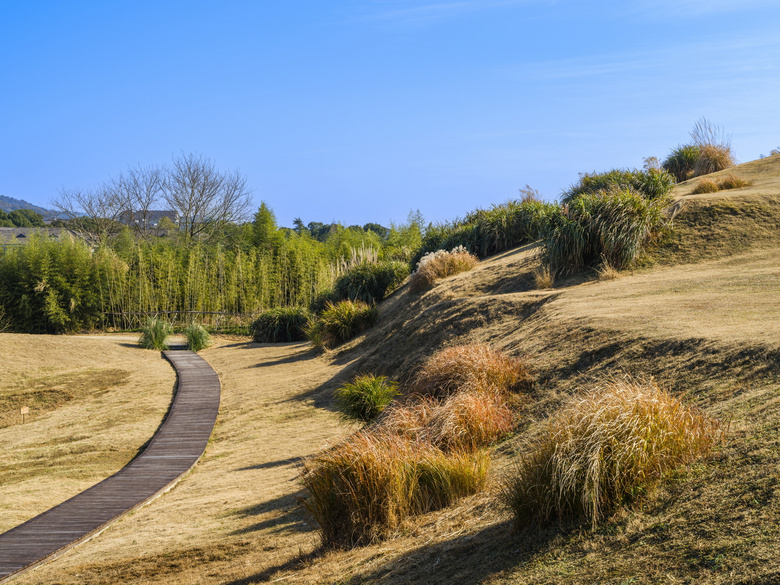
[0,349,221,583]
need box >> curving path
[0,349,220,583]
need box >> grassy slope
[9,154,780,584]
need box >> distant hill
[0,195,56,218]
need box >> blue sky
[2,1,779,228]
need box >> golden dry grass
[6,155,780,585]
[505,378,722,528]
[0,334,174,533]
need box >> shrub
[334,374,399,423]
[409,247,479,293]
[691,178,720,194]
[409,343,532,398]
[250,306,312,343]
[543,187,668,271]
[333,260,409,305]
[300,432,489,547]
[306,300,379,349]
[504,378,723,528]
[662,144,701,182]
[309,289,339,315]
[184,322,212,352]
[138,317,173,350]
[717,174,751,190]
[561,168,675,204]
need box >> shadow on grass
[236,455,303,471]
[230,490,315,536]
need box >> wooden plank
[0,350,221,582]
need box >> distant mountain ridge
[0,195,55,218]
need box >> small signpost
[21,406,29,424]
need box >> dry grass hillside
[5,154,780,584]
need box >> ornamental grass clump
[250,306,312,343]
[184,322,211,352]
[561,168,675,205]
[409,246,479,293]
[691,177,720,194]
[408,343,532,398]
[300,431,489,547]
[306,300,379,349]
[504,378,723,529]
[426,390,514,452]
[138,317,173,350]
[543,187,668,272]
[333,260,409,305]
[334,374,399,423]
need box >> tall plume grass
[504,378,723,528]
[408,343,532,398]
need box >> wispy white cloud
[360,0,549,25]
[629,0,778,18]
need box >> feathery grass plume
[533,265,554,289]
[184,322,211,352]
[335,374,399,423]
[306,300,378,349]
[409,246,479,293]
[138,317,173,350]
[717,174,752,190]
[543,187,669,272]
[426,390,514,452]
[691,178,720,194]
[561,168,675,205]
[300,431,489,547]
[409,343,532,398]
[662,144,701,182]
[333,260,409,305]
[250,306,312,343]
[504,378,723,529]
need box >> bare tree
[114,164,165,239]
[51,183,123,245]
[162,153,252,242]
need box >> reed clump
[504,378,723,528]
[543,187,668,272]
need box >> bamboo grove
[0,232,337,334]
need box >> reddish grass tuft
[426,390,514,452]
[717,174,751,190]
[409,343,532,398]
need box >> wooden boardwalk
[0,349,221,582]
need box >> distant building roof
[0,227,78,247]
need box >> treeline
[0,202,423,334]
[0,209,45,228]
